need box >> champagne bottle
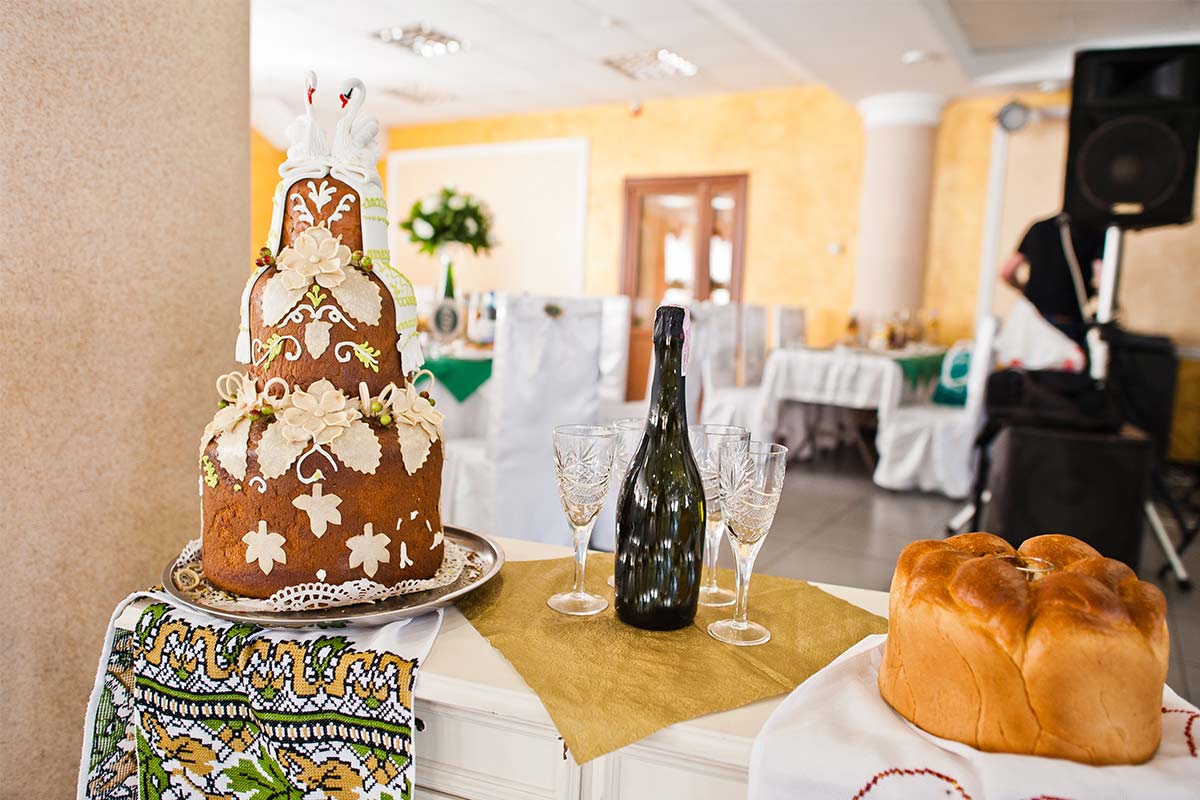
[614,305,707,630]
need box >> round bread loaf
[878,533,1169,765]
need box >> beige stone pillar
[851,92,946,327]
[0,2,249,794]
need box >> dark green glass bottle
[614,305,707,630]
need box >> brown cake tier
[245,266,404,396]
[247,175,404,395]
[200,419,444,599]
[878,533,1169,766]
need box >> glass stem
[732,538,758,627]
[702,514,722,590]
[571,523,592,595]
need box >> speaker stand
[1090,226,1190,586]
[1088,224,1124,382]
[1147,500,1191,588]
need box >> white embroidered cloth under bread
[749,634,1200,799]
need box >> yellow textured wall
[0,1,249,794]
[388,86,864,345]
[251,129,285,256]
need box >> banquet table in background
[752,345,946,461]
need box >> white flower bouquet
[398,186,494,256]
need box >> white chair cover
[872,317,998,499]
[994,295,1086,372]
[598,295,631,405]
[441,295,603,543]
[742,304,768,386]
[773,306,807,349]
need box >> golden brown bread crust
[201,421,444,598]
[247,176,404,395]
[878,532,1169,765]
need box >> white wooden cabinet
[414,537,888,800]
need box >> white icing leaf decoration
[242,520,287,575]
[304,320,332,358]
[330,267,382,327]
[397,421,433,475]
[346,523,390,578]
[328,419,382,475]
[291,483,342,538]
[215,416,252,481]
[261,271,307,326]
[257,417,308,480]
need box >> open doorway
[619,174,748,400]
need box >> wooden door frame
[618,174,749,303]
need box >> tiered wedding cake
[199,74,445,599]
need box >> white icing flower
[448,194,466,210]
[242,520,287,575]
[280,381,360,446]
[391,380,445,440]
[346,523,390,578]
[411,218,434,240]
[420,193,440,214]
[277,225,351,291]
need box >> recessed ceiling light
[900,49,940,66]
[604,48,699,80]
[376,24,467,57]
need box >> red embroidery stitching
[852,767,972,799]
[1163,706,1199,757]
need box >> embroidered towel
[79,591,441,800]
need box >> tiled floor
[756,452,1200,703]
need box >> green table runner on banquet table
[421,356,493,403]
[79,591,441,800]
[457,553,888,764]
[892,351,945,389]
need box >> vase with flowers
[399,185,493,300]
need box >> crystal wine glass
[607,417,646,588]
[709,441,788,646]
[549,425,618,616]
[688,424,750,607]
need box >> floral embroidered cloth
[78,591,441,800]
[749,634,1200,799]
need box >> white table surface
[119,536,889,755]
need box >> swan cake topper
[238,72,422,372]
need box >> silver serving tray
[161,526,504,628]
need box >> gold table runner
[456,552,888,763]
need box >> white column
[851,92,947,326]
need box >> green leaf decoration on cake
[261,334,287,370]
[223,745,303,800]
[200,455,219,488]
[353,341,381,373]
[305,284,326,308]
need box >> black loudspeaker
[1064,45,1200,230]
[982,425,1153,569]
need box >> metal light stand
[1093,225,1191,588]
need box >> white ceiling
[251,0,1200,143]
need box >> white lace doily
[171,538,471,612]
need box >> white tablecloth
[753,347,916,458]
[750,634,1200,799]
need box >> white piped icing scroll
[237,73,423,371]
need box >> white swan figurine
[279,70,330,181]
[331,77,381,186]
